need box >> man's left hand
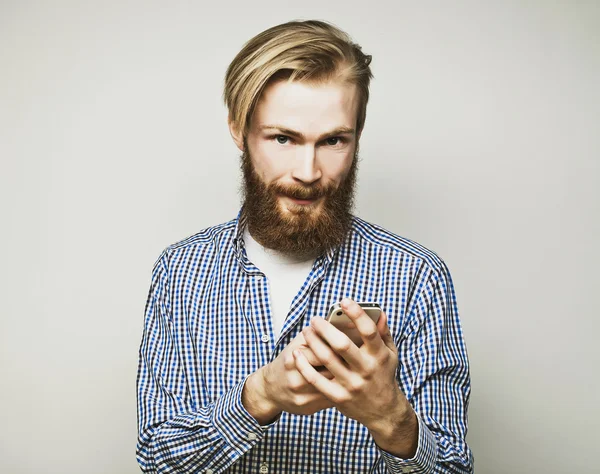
[293,298,419,458]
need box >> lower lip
[287,197,317,206]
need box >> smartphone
[325,302,382,347]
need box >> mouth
[281,195,322,207]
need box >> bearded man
[136,20,473,474]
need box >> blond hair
[224,20,373,137]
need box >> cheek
[253,141,298,181]
[320,151,355,183]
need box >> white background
[1,1,598,473]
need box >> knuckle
[348,377,364,394]
[296,394,321,411]
[363,328,378,342]
[295,394,309,408]
[376,352,391,367]
[328,393,342,405]
[293,332,306,345]
[320,353,335,367]
[305,374,318,386]
[333,391,350,405]
[288,377,303,392]
[283,353,295,370]
[362,359,377,375]
[334,339,353,354]
[303,349,320,365]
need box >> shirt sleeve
[381,259,474,473]
[136,250,272,473]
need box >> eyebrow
[259,124,356,141]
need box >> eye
[275,135,289,145]
[325,137,344,146]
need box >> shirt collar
[231,207,344,274]
[232,208,255,272]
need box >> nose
[291,145,322,185]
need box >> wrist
[368,395,418,459]
[242,366,281,425]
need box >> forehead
[252,79,359,134]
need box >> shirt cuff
[211,375,277,455]
[379,412,437,474]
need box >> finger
[299,346,325,367]
[283,332,323,368]
[293,349,345,402]
[340,298,384,352]
[288,331,307,349]
[377,312,396,352]
[308,316,364,368]
[314,366,335,380]
[287,369,327,395]
[302,326,353,379]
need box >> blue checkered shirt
[136,212,473,473]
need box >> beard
[240,145,358,259]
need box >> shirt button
[247,432,258,441]
[259,462,269,473]
[261,334,270,343]
[206,470,213,474]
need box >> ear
[228,116,245,152]
[354,126,363,152]
[356,120,365,142]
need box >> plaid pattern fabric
[136,212,473,473]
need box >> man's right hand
[242,331,335,425]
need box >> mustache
[269,182,336,201]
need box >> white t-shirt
[243,227,315,339]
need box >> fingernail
[341,297,351,306]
